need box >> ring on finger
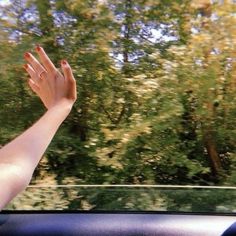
[38,70,46,78]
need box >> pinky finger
[61,60,75,82]
[61,60,77,101]
[28,79,40,94]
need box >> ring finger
[24,52,46,76]
[24,64,41,84]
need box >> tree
[2,1,236,212]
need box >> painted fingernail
[61,59,67,65]
[23,64,28,70]
[24,52,30,58]
[36,45,41,52]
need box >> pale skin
[0,46,77,210]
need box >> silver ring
[38,70,46,78]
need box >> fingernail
[36,45,41,52]
[24,52,30,58]
[61,59,67,65]
[23,64,28,70]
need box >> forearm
[0,102,72,210]
[0,46,77,210]
[0,101,72,171]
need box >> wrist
[48,100,74,116]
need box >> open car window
[1,0,236,217]
[4,185,236,213]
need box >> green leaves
[2,1,236,201]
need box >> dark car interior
[1,210,236,236]
[1,1,236,235]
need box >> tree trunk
[122,0,132,71]
[35,0,58,57]
[35,0,54,37]
[203,130,222,175]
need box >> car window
[5,185,236,213]
[1,0,236,213]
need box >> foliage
[1,0,236,210]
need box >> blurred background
[1,0,236,211]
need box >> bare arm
[0,46,77,210]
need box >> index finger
[35,46,57,72]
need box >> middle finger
[35,46,57,73]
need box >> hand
[23,46,77,110]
